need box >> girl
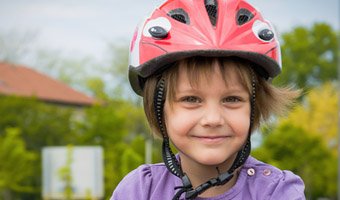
[112,0,305,199]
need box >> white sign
[42,146,104,199]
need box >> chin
[196,155,231,167]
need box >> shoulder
[242,156,305,200]
[110,163,178,200]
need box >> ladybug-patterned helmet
[129,0,281,95]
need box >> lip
[192,135,230,144]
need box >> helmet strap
[153,69,256,200]
[154,78,183,178]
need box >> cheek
[164,106,196,137]
[227,108,251,136]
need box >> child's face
[164,62,250,168]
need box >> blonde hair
[143,57,300,138]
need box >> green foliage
[0,127,37,200]
[75,99,154,197]
[0,94,158,200]
[253,124,336,199]
[254,124,336,199]
[0,96,75,150]
[121,146,144,175]
[253,83,338,199]
[257,23,339,198]
[85,77,109,101]
[275,23,338,88]
[0,96,76,199]
[58,145,74,200]
[77,100,147,146]
[280,82,338,153]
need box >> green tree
[280,82,338,153]
[275,23,338,88]
[120,141,144,176]
[0,128,37,200]
[0,96,77,199]
[253,124,336,199]
[104,43,131,99]
[85,77,110,101]
[76,99,152,197]
[0,96,75,150]
[253,83,338,199]
[58,145,74,200]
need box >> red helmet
[129,0,281,95]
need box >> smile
[192,135,230,144]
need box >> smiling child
[111,0,306,199]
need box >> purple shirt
[111,156,305,200]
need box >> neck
[179,153,239,198]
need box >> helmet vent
[205,0,218,26]
[237,8,254,25]
[168,8,190,24]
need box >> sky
[0,0,339,63]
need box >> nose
[199,104,225,127]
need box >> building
[0,62,96,107]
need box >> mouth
[192,135,230,144]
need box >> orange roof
[0,62,96,106]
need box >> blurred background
[0,0,339,199]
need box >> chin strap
[170,136,251,200]
[154,69,256,200]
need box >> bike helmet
[129,0,281,96]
